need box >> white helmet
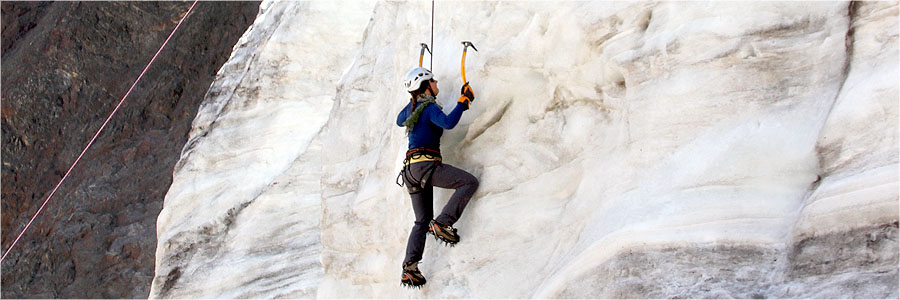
[404,67,434,92]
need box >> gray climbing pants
[402,162,479,264]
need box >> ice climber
[396,67,479,288]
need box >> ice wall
[150,1,375,297]
[150,1,898,298]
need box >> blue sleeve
[427,103,466,129]
[397,103,411,127]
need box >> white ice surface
[151,1,375,298]
[151,1,898,298]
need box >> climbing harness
[0,0,200,264]
[396,148,442,194]
[405,148,442,165]
[404,148,442,166]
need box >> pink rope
[1,0,200,264]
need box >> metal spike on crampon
[432,235,456,247]
[401,280,425,289]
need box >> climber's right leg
[429,163,479,245]
[431,163,478,226]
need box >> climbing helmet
[404,67,434,92]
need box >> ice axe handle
[461,41,477,83]
[418,43,432,68]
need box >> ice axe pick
[460,41,478,84]
[418,43,432,68]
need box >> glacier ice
[150,1,898,298]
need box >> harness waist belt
[406,155,442,165]
[404,147,442,166]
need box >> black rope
[430,0,434,71]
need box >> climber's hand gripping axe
[418,43,432,68]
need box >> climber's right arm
[429,83,476,129]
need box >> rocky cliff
[147,1,897,298]
[1,2,258,298]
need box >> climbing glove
[458,82,475,109]
[461,82,475,102]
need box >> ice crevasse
[149,1,898,298]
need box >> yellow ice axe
[460,41,478,83]
[418,43,432,68]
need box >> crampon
[401,261,426,288]
[429,220,459,246]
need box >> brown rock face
[1,2,259,298]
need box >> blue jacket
[396,101,467,150]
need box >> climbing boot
[401,261,426,288]
[429,220,459,246]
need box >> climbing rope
[0,0,200,264]
[430,0,434,71]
